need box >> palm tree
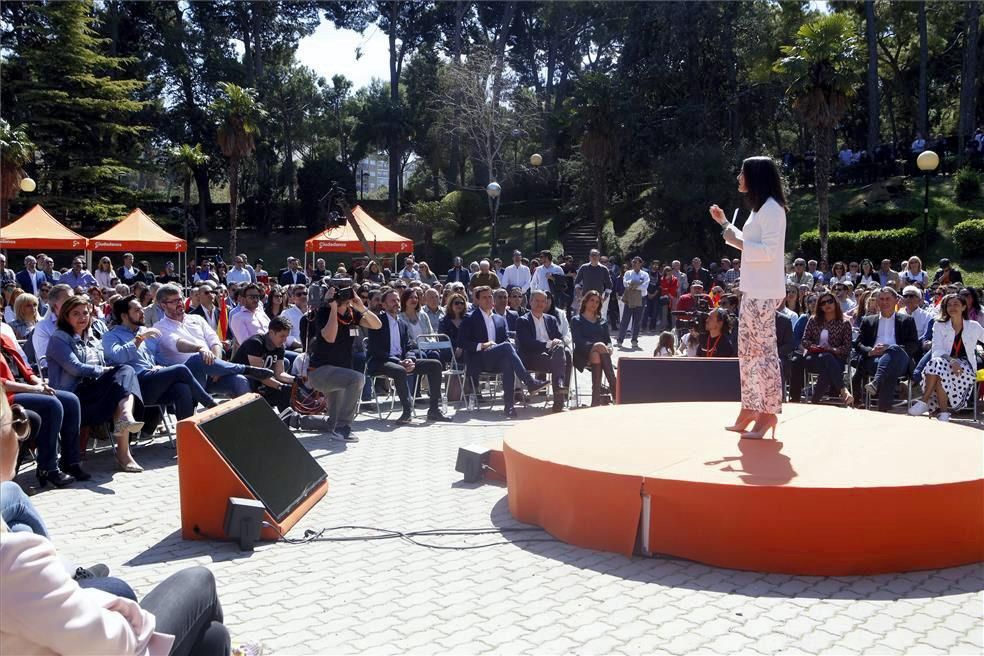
[211,82,266,257]
[775,14,860,264]
[168,143,210,243]
[0,119,35,225]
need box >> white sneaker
[908,400,929,416]
[937,412,951,422]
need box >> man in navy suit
[516,290,572,412]
[367,289,451,424]
[460,286,546,418]
[277,257,309,286]
[492,288,519,332]
[16,255,46,296]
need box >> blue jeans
[1,481,49,535]
[618,306,644,343]
[182,354,251,396]
[911,350,932,385]
[13,390,82,471]
[139,365,214,420]
[857,345,912,411]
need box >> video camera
[307,275,355,312]
[671,294,712,332]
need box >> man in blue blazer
[16,256,47,296]
[460,286,546,418]
[367,289,451,424]
[515,290,572,412]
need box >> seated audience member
[1,331,89,486]
[417,261,439,287]
[832,281,856,314]
[516,290,572,413]
[189,283,229,337]
[281,284,308,350]
[506,287,528,316]
[153,284,271,398]
[898,285,934,337]
[31,284,74,369]
[156,261,181,285]
[460,286,546,417]
[776,308,795,384]
[45,296,145,473]
[232,316,295,411]
[958,286,981,322]
[789,291,854,405]
[60,257,98,291]
[398,287,434,345]
[398,255,420,281]
[571,290,616,407]
[94,256,119,291]
[544,291,572,346]
[103,295,216,423]
[366,290,451,424]
[229,283,270,347]
[908,293,984,422]
[676,281,704,315]
[828,261,851,285]
[901,256,929,288]
[680,324,701,356]
[264,285,287,319]
[421,287,444,331]
[653,331,676,357]
[300,285,381,441]
[9,293,41,340]
[851,287,921,411]
[492,288,519,332]
[696,308,736,357]
[438,293,468,363]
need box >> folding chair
[416,333,467,414]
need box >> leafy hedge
[955,168,982,202]
[952,218,984,257]
[798,227,920,263]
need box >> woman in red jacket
[659,266,679,328]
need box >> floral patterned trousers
[738,297,784,415]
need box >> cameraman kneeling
[300,284,381,442]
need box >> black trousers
[789,352,847,402]
[521,345,572,391]
[367,358,443,412]
[140,566,229,656]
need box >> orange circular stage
[502,402,984,575]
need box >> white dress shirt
[31,312,58,367]
[281,305,305,346]
[387,314,403,358]
[530,263,564,292]
[501,264,532,293]
[531,313,549,343]
[477,308,496,351]
[622,269,650,293]
[155,313,221,365]
[876,315,897,346]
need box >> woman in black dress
[571,290,616,406]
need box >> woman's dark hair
[264,284,284,317]
[400,287,419,312]
[707,307,732,335]
[741,156,788,212]
[832,261,847,274]
[860,258,874,273]
[936,293,969,323]
[544,291,561,320]
[961,286,981,312]
[813,292,844,323]
[579,290,602,317]
[57,296,91,334]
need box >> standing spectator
[311,257,329,282]
[225,255,252,285]
[281,284,308,349]
[617,256,649,348]
[253,258,269,281]
[573,249,612,317]
[16,256,45,297]
[93,257,118,291]
[911,132,926,154]
[657,266,679,328]
[901,256,928,288]
[446,257,470,286]
[469,260,501,290]
[670,260,689,297]
[686,257,712,289]
[277,257,308,286]
[116,252,142,286]
[156,261,181,285]
[530,251,564,294]
[500,250,532,294]
[0,254,14,286]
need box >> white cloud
[296,21,391,90]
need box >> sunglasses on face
[819,299,835,306]
[453,301,465,305]
[2,404,31,442]
[245,294,263,300]
[903,294,919,299]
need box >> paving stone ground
[17,331,984,655]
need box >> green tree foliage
[168,144,210,243]
[0,119,35,224]
[6,0,148,224]
[775,13,861,265]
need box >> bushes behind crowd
[799,227,921,265]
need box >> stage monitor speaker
[178,394,328,543]
[616,357,742,404]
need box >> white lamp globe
[19,177,36,193]
[486,181,502,198]
[529,153,543,167]
[916,150,939,172]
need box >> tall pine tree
[13,0,147,223]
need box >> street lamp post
[916,150,940,251]
[486,181,502,259]
[529,153,542,251]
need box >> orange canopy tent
[87,208,187,253]
[0,204,89,251]
[304,205,413,255]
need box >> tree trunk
[387,0,400,216]
[918,0,928,139]
[228,157,239,258]
[194,167,211,232]
[865,0,880,154]
[490,1,516,108]
[446,0,466,189]
[958,0,981,165]
[183,177,191,244]
[813,126,834,265]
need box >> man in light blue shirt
[617,256,650,348]
[103,295,216,422]
[59,257,97,291]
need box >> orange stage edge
[177,394,328,543]
[501,403,984,575]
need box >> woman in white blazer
[908,293,983,422]
[709,157,788,439]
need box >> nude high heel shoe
[725,408,758,433]
[740,413,778,440]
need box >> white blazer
[723,197,787,300]
[931,318,984,371]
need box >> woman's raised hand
[709,204,727,225]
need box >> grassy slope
[787,177,984,287]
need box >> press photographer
[299,277,381,441]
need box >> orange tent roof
[88,208,187,253]
[304,205,413,254]
[0,205,89,250]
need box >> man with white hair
[469,260,500,290]
[500,250,531,294]
[0,254,15,286]
[898,285,933,337]
[225,255,252,285]
[516,290,571,413]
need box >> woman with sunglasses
[828,261,850,285]
[263,284,287,318]
[959,286,981,322]
[788,292,854,406]
[0,329,90,486]
[709,156,788,439]
[908,293,984,422]
[438,293,468,363]
[94,256,119,292]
